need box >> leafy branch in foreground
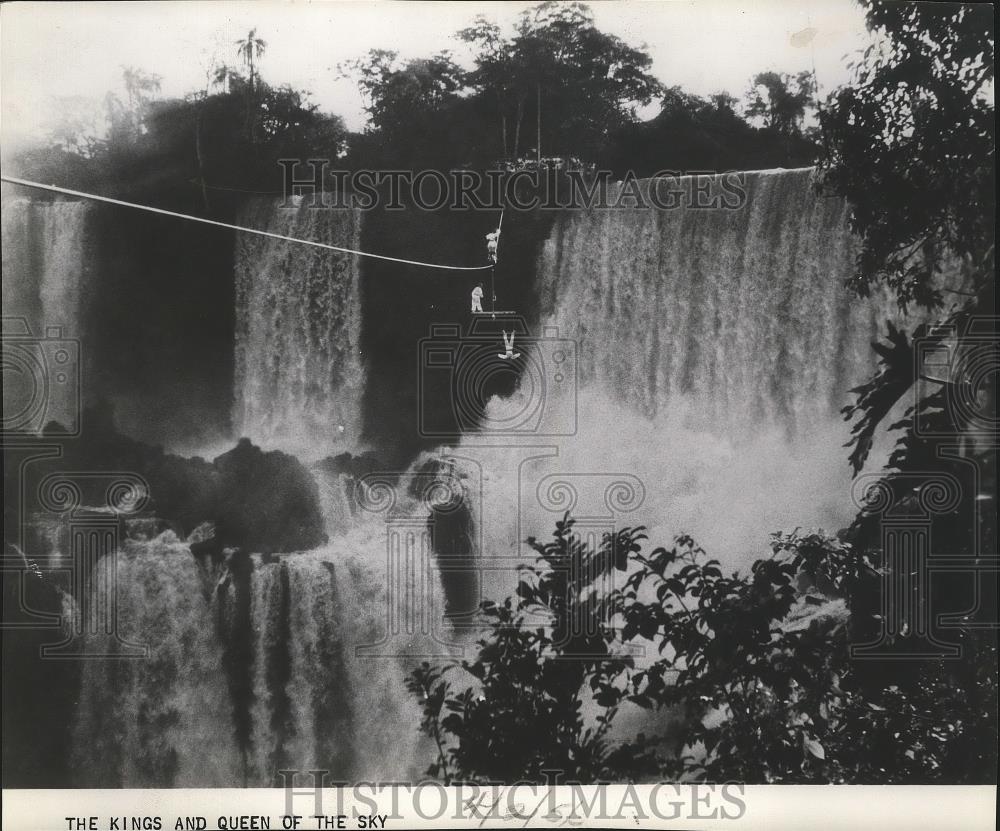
[408,517,997,783]
[406,518,643,783]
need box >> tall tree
[235,28,267,94]
[744,70,816,136]
[342,49,465,134]
[457,17,518,158]
[339,49,469,167]
[235,28,267,141]
[459,2,663,162]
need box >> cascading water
[2,198,38,323]
[1,198,93,434]
[1,198,92,336]
[233,197,365,458]
[219,535,439,786]
[462,168,911,569]
[69,533,242,787]
[63,469,446,787]
[52,189,448,787]
[536,168,899,429]
[228,195,436,780]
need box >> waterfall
[237,551,357,784]
[65,474,446,787]
[1,198,37,324]
[461,169,911,566]
[233,197,365,459]
[232,541,435,785]
[1,198,92,337]
[536,168,900,430]
[69,533,242,787]
[1,198,93,434]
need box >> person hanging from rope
[485,228,501,264]
[471,282,484,313]
[498,329,520,360]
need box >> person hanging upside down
[498,329,520,360]
[471,283,484,313]
[486,228,500,263]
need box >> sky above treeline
[1,0,872,150]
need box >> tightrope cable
[1,175,496,272]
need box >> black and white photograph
[1,0,996,828]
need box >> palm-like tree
[235,28,266,94]
[235,28,267,142]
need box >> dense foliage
[408,517,996,783]
[340,2,818,173]
[819,0,994,309]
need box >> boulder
[213,438,327,553]
[8,407,326,555]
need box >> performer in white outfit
[498,329,520,360]
[486,229,500,263]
